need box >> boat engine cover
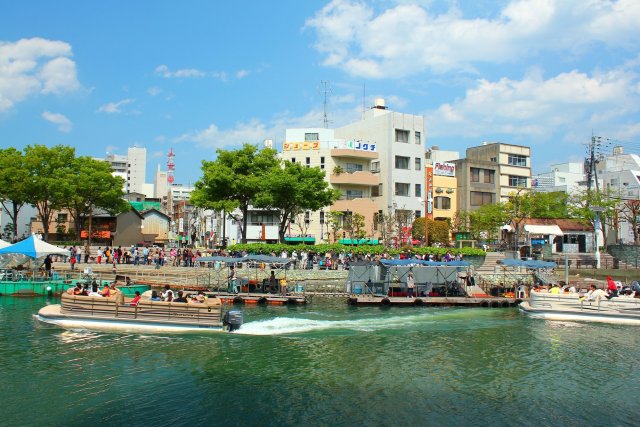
[223,310,243,331]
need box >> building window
[395,182,410,196]
[57,213,68,223]
[306,157,310,167]
[508,154,527,167]
[395,156,410,169]
[415,210,422,218]
[304,132,319,141]
[345,190,364,200]
[509,175,527,187]
[470,191,494,206]
[372,184,382,197]
[291,158,296,164]
[471,167,480,182]
[484,170,495,184]
[434,196,451,210]
[319,211,325,224]
[371,161,380,173]
[490,157,497,163]
[395,129,409,143]
[415,158,421,170]
[415,131,421,145]
[415,184,422,197]
[345,163,363,173]
[320,157,325,170]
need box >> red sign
[81,230,111,238]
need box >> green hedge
[227,243,485,257]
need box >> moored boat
[35,293,243,333]
[519,290,640,325]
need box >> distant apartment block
[455,142,531,211]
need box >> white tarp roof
[0,240,11,249]
[523,224,564,236]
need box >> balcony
[330,148,379,160]
[330,171,380,186]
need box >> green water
[1,297,638,426]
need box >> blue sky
[1,0,639,185]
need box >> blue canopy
[379,259,470,267]
[498,259,556,269]
[0,235,70,258]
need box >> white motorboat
[34,293,243,333]
[519,290,640,325]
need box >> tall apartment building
[455,142,531,211]
[103,147,150,196]
[280,99,426,243]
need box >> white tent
[0,235,70,268]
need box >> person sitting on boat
[173,291,188,303]
[162,285,174,302]
[150,290,161,301]
[606,276,618,298]
[581,284,608,303]
[549,283,561,294]
[130,291,141,306]
[72,283,83,295]
[193,290,207,303]
[99,284,111,297]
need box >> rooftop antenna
[320,80,332,128]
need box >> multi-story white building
[597,148,640,244]
[279,99,426,243]
[531,162,587,194]
[102,147,150,197]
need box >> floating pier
[210,292,308,305]
[347,295,520,307]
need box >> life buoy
[491,301,501,308]
[347,297,357,305]
[233,296,244,305]
[287,298,297,305]
[381,298,391,306]
[257,297,268,305]
[414,298,424,306]
[481,301,490,308]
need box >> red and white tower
[167,148,175,184]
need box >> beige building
[425,147,459,222]
[455,142,531,211]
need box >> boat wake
[236,308,498,336]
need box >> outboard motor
[223,310,243,332]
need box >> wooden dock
[347,295,520,307]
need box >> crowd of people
[63,245,205,268]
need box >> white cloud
[305,0,640,77]
[236,69,249,79]
[174,107,363,152]
[147,86,162,96]
[424,66,640,140]
[97,98,135,114]
[155,64,206,78]
[0,37,80,112]
[42,111,72,132]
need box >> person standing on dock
[43,255,52,278]
[406,272,415,298]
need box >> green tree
[619,199,640,244]
[327,211,343,243]
[254,161,340,243]
[529,191,570,218]
[569,188,619,247]
[65,157,129,245]
[23,145,76,241]
[191,144,280,244]
[351,213,366,239]
[0,148,29,241]
[469,203,510,241]
[412,217,451,245]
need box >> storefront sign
[433,161,455,176]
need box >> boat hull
[35,304,227,333]
[520,292,640,325]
